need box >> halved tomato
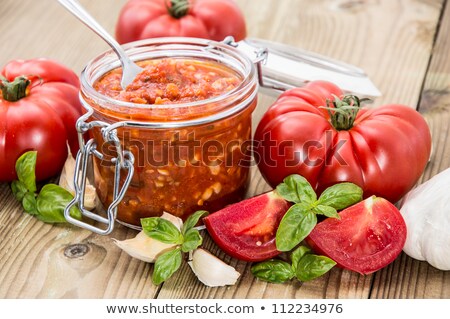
[306,196,407,274]
[203,191,290,262]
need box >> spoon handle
[57,0,141,87]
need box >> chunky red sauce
[94,58,240,104]
[91,58,255,226]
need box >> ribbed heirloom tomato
[0,59,82,181]
[254,81,432,204]
[115,0,247,44]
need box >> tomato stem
[321,95,370,130]
[0,76,31,102]
[166,0,190,19]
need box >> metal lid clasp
[64,104,135,235]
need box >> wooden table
[1,0,449,299]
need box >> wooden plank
[419,0,450,113]
[238,0,444,108]
[0,187,158,298]
[0,0,127,72]
[370,0,450,298]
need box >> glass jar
[77,37,258,230]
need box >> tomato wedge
[306,196,407,274]
[203,191,290,262]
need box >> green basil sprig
[11,151,81,223]
[275,174,362,252]
[153,247,183,286]
[254,174,362,283]
[141,210,208,285]
[142,217,184,245]
[251,246,336,283]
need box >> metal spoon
[58,0,143,89]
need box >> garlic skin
[113,212,183,263]
[59,150,97,210]
[159,211,183,230]
[400,168,450,270]
[188,248,240,287]
[113,231,176,263]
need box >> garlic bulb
[400,168,450,270]
[188,248,240,287]
[59,150,97,210]
[113,212,183,263]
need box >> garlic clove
[59,148,97,210]
[188,248,240,287]
[400,167,450,270]
[113,211,183,263]
[161,211,183,231]
[113,231,176,263]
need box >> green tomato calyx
[321,95,370,130]
[0,75,31,102]
[167,0,190,19]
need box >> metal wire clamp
[64,105,135,235]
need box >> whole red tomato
[116,0,247,44]
[0,59,82,182]
[254,81,432,204]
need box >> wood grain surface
[0,0,449,299]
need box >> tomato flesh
[306,196,407,274]
[203,191,290,262]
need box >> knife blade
[235,38,381,98]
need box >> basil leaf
[36,184,81,223]
[141,217,158,230]
[142,217,183,245]
[251,260,294,283]
[181,228,203,252]
[276,203,317,252]
[312,205,340,219]
[290,246,311,273]
[276,174,316,204]
[181,210,208,235]
[317,182,362,210]
[15,151,37,193]
[296,254,336,282]
[152,247,182,285]
[22,192,38,215]
[11,180,28,201]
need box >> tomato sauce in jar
[95,58,240,105]
[80,39,258,228]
